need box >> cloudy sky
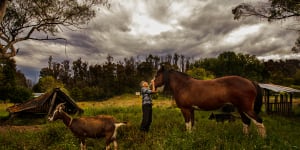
[14,0,300,82]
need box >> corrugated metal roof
[259,83,300,93]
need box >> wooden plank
[47,92,57,116]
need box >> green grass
[1,95,300,150]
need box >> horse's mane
[163,69,191,94]
[170,70,191,79]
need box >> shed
[259,83,300,116]
[7,88,83,117]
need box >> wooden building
[259,83,300,116]
[7,88,83,118]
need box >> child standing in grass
[140,80,156,132]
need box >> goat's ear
[57,103,66,112]
[58,106,63,112]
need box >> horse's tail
[252,81,263,114]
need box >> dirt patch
[0,125,43,133]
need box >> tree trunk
[0,0,8,23]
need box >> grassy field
[1,94,300,150]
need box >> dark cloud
[145,0,173,23]
[14,0,299,82]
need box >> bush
[0,86,32,103]
[294,104,300,116]
[71,86,106,101]
[70,87,82,101]
[12,86,33,103]
[81,86,105,101]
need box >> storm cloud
[14,0,299,82]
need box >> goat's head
[48,103,66,121]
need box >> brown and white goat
[48,103,126,150]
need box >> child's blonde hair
[140,81,148,87]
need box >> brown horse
[153,66,266,137]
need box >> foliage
[33,52,300,101]
[264,59,300,85]
[191,52,267,82]
[292,36,300,53]
[0,86,32,103]
[0,57,16,87]
[233,0,300,22]
[232,0,300,52]
[0,57,31,102]
[80,86,105,101]
[186,67,215,80]
[70,87,83,101]
[293,69,300,85]
[38,53,190,101]
[0,0,109,58]
[37,76,64,93]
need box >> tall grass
[1,95,300,149]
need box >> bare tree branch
[233,0,300,53]
[0,0,110,58]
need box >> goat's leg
[105,142,111,150]
[105,139,113,150]
[80,139,86,150]
[113,140,118,150]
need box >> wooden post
[289,93,293,115]
[266,90,270,114]
[47,92,57,116]
[274,95,278,113]
[280,94,283,115]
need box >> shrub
[70,87,83,101]
[0,86,32,103]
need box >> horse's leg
[239,111,251,135]
[244,111,266,138]
[180,108,193,132]
[191,109,195,127]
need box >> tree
[292,36,300,53]
[40,56,57,78]
[263,59,300,85]
[186,68,215,80]
[0,57,16,87]
[232,0,300,52]
[72,58,88,88]
[294,69,300,85]
[0,0,9,23]
[191,52,266,81]
[0,57,31,102]
[58,60,71,85]
[38,76,64,92]
[102,55,116,97]
[0,0,109,58]
[233,1,300,22]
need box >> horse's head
[48,103,66,121]
[154,66,168,88]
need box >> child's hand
[151,80,156,92]
[151,79,154,84]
